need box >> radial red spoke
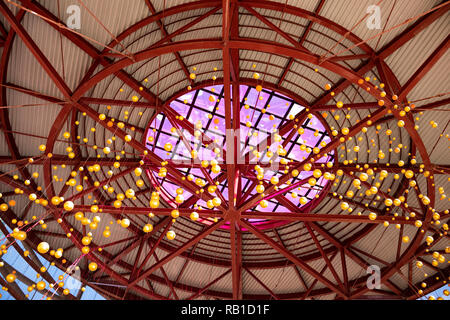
[164,110,229,210]
[302,251,339,300]
[242,5,308,52]
[144,1,220,83]
[70,205,221,218]
[229,221,242,300]
[187,269,232,300]
[244,267,280,300]
[239,219,348,299]
[398,35,450,100]
[164,105,227,159]
[304,223,345,291]
[128,219,226,287]
[132,220,173,280]
[273,230,308,291]
[65,167,136,202]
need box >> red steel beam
[0,2,71,96]
[0,9,40,194]
[71,205,221,218]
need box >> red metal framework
[0,0,448,300]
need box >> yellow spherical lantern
[212,197,222,207]
[13,231,27,241]
[175,194,184,204]
[136,179,145,188]
[341,127,349,135]
[359,173,368,182]
[134,168,142,176]
[113,200,122,209]
[421,196,430,206]
[211,165,221,174]
[164,143,173,152]
[208,185,217,194]
[125,189,135,198]
[75,211,84,220]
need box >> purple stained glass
[144,84,334,229]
